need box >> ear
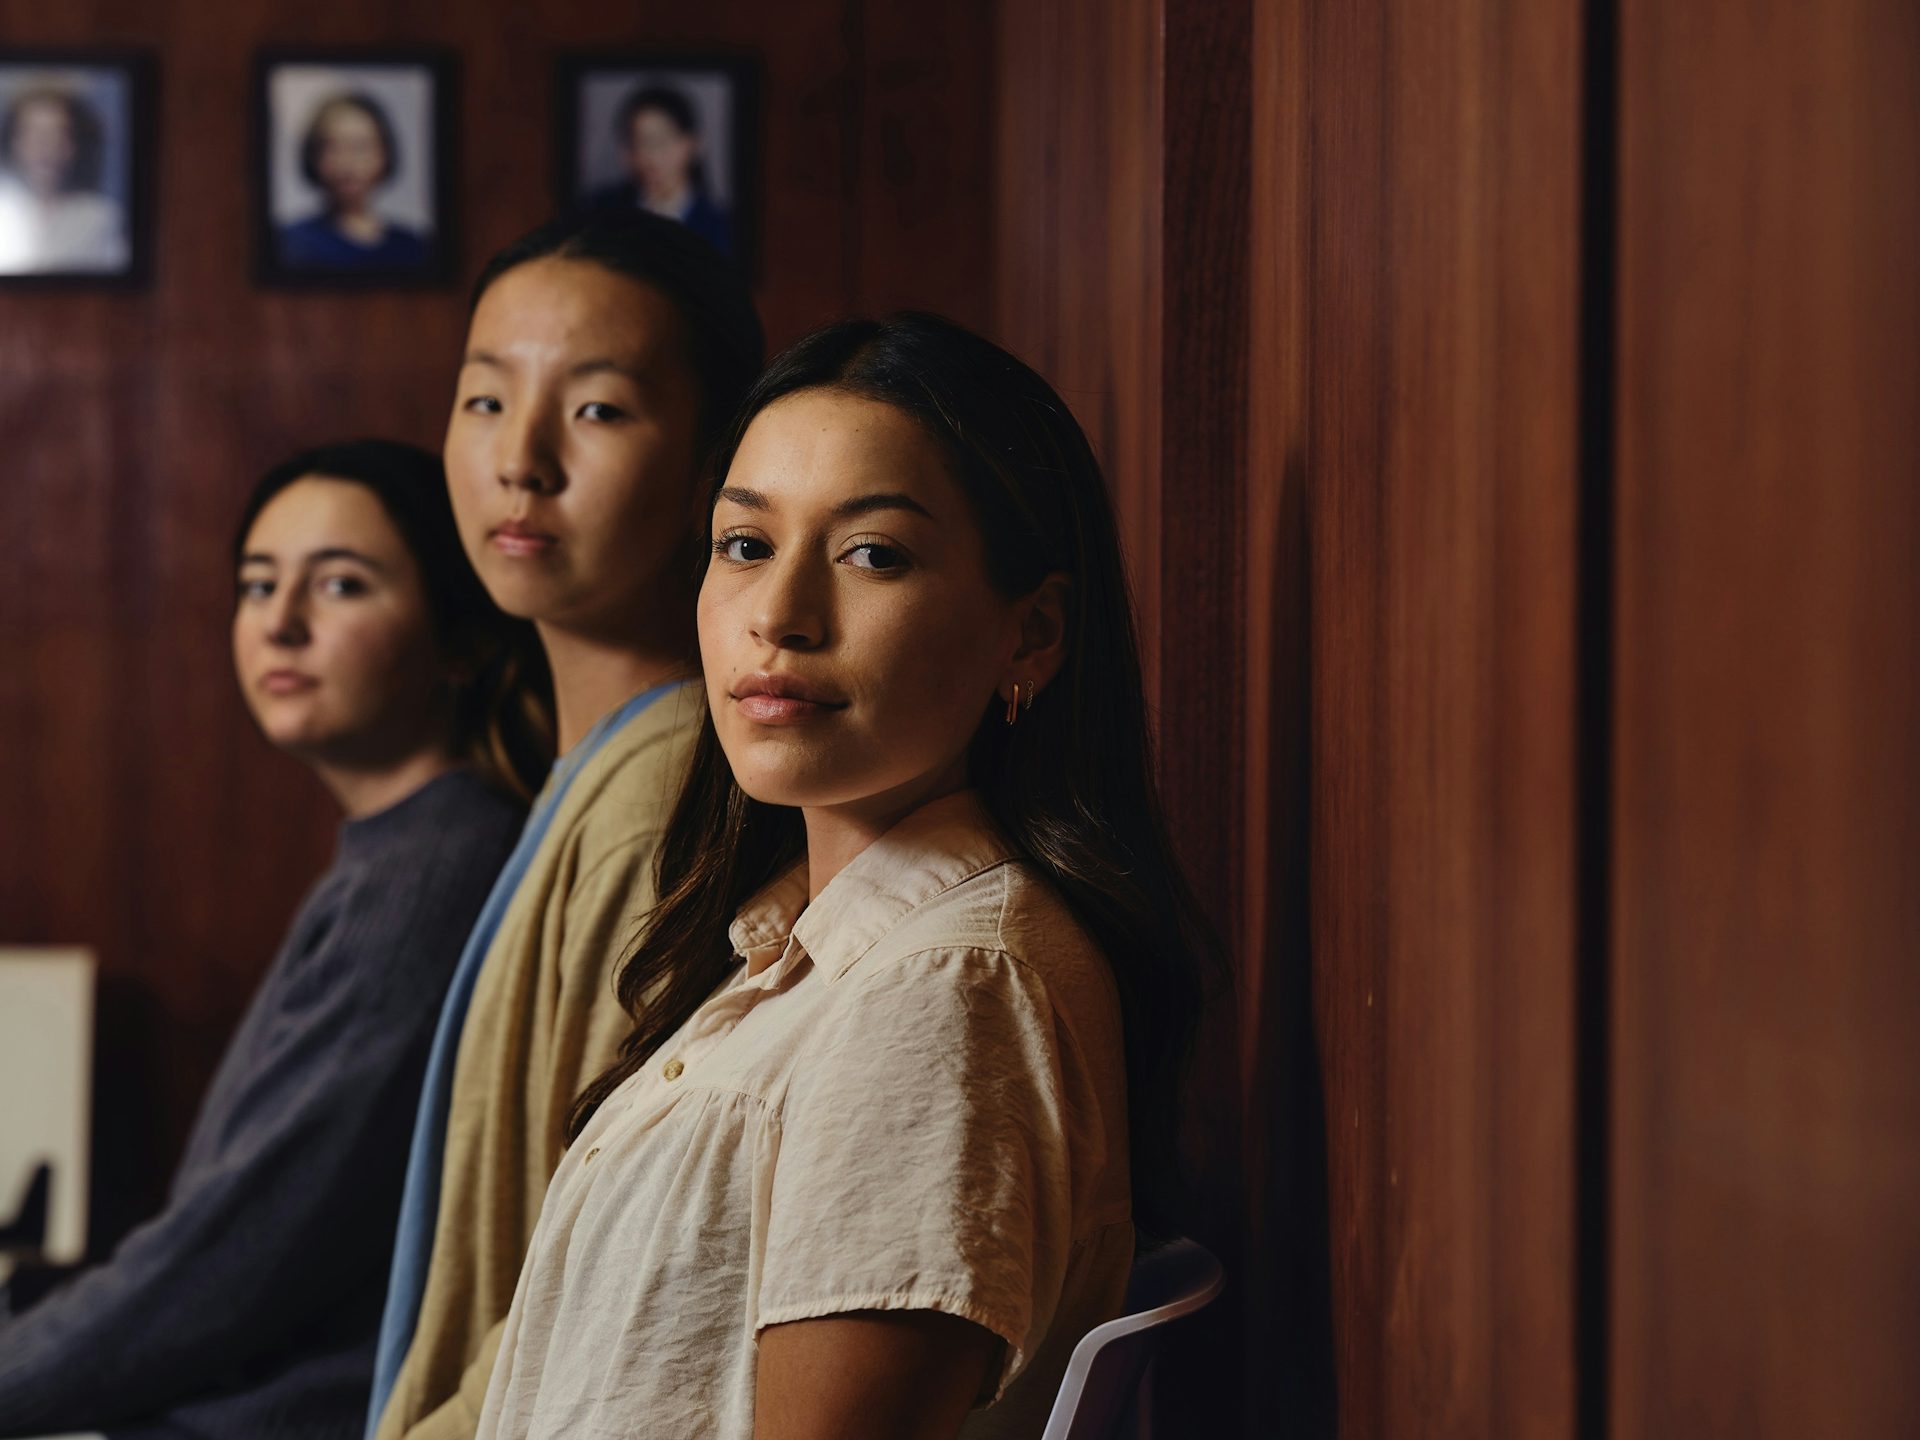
[999,572,1072,704]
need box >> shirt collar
[725,791,1019,984]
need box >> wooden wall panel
[991,0,1162,680]
[1611,2,1920,1435]
[994,0,1259,1429]
[1298,0,1584,1433]
[1243,1,1332,1431]
[0,0,991,1247]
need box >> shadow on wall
[88,975,174,1254]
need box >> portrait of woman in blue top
[277,92,431,272]
[0,440,551,1440]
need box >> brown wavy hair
[568,313,1217,1236]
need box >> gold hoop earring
[1004,681,1023,727]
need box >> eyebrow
[569,357,648,383]
[716,487,938,523]
[461,350,646,384]
[238,547,387,572]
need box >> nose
[263,583,309,649]
[747,553,829,652]
[495,405,564,496]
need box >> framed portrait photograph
[0,50,152,285]
[255,49,455,287]
[557,54,757,270]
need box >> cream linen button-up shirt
[473,791,1134,1439]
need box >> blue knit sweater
[0,769,524,1440]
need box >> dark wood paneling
[1153,0,1254,1428]
[0,0,990,1246]
[1611,3,1920,1434]
[993,1,1260,1430]
[991,0,1162,676]
[1300,0,1583,1433]
[1244,2,1331,1430]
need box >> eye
[713,532,772,564]
[578,401,628,423]
[236,577,273,601]
[841,540,909,573]
[317,574,369,599]
[463,394,502,415]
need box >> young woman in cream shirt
[476,313,1213,1440]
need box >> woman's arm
[755,1310,999,1440]
[0,861,480,1433]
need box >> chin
[472,568,564,624]
[261,722,331,758]
[728,751,919,817]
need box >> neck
[315,747,459,821]
[645,183,692,214]
[333,201,381,237]
[541,623,691,754]
[799,761,969,902]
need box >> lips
[261,668,318,697]
[729,672,847,724]
[490,519,559,558]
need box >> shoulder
[891,860,1106,983]
[857,861,1122,1048]
[60,190,122,225]
[280,213,330,240]
[382,222,429,261]
[276,214,334,260]
[553,686,705,860]
[329,775,521,941]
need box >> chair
[0,947,95,1289]
[1040,1236,1225,1440]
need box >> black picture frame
[0,48,155,288]
[253,47,458,289]
[555,52,759,275]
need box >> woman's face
[627,108,698,199]
[313,103,387,207]
[232,477,447,770]
[700,390,1032,825]
[445,257,702,636]
[10,99,76,196]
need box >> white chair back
[1040,1236,1226,1440]
[0,947,95,1281]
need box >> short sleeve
[756,947,1078,1394]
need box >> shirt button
[584,1146,601,1165]
[662,1058,685,1082]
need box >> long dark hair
[234,439,554,799]
[570,313,1215,1235]
[471,211,763,462]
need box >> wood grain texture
[1153,0,1255,1428]
[1611,2,1920,1434]
[993,1,1259,1429]
[1244,1,1333,1430]
[0,0,991,1248]
[991,0,1163,681]
[1300,0,1583,1433]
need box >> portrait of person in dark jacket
[574,73,741,260]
